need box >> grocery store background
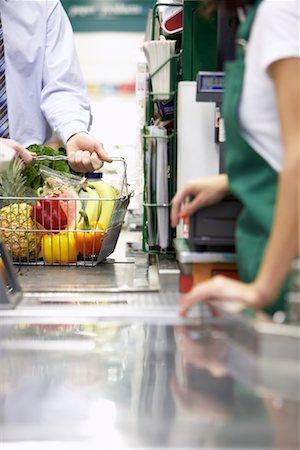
[62,0,155,209]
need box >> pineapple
[0,203,40,260]
[0,160,41,261]
[0,159,27,204]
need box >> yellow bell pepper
[42,232,77,263]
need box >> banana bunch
[80,186,102,223]
[80,180,117,231]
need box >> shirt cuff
[66,131,88,143]
[58,123,89,145]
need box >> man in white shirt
[0,0,111,171]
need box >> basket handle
[33,155,124,163]
[32,155,129,197]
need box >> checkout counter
[1,228,299,450]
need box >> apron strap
[235,0,263,54]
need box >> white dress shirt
[1,0,92,147]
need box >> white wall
[74,32,146,209]
[74,32,144,86]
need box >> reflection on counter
[0,320,299,449]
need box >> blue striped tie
[0,15,9,138]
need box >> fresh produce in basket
[79,186,102,224]
[0,159,33,205]
[22,144,83,191]
[30,166,84,231]
[0,159,41,260]
[75,210,104,257]
[87,178,118,231]
[30,194,68,231]
[0,203,41,260]
[41,232,77,263]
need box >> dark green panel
[61,0,154,32]
[182,0,218,81]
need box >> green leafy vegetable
[22,145,82,192]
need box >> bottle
[86,171,103,181]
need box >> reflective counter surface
[1,233,299,449]
[1,317,299,450]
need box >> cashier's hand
[171,174,230,227]
[179,276,271,317]
[66,132,112,173]
[0,138,34,165]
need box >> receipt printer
[189,195,243,249]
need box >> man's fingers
[74,151,86,172]
[93,142,112,163]
[90,152,104,171]
[68,150,104,173]
[67,151,85,173]
[66,134,112,170]
[12,142,33,165]
[81,150,92,169]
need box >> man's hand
[0,138,34,165]
[66,132,112,173]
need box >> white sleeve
[253,0,300,72]
[40,1,92,144]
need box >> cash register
[188,71,242,251]
[174,71,242,293]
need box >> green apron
[223,0,288,315]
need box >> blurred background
[61,0,155,209]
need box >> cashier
[0,1,111,172]
[171,0,299,316]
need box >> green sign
[62,0,154,32]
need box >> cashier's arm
[178,57,299,316]
[254,57,300,304]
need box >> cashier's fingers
[178,195,205,219]
[178,276,255,317]
[171,183,205,227]
[179,278,222,317]
[171,189,194,227]
[171,175,231,227]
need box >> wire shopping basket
[0,157,132,266]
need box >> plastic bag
[38,165,86,196]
